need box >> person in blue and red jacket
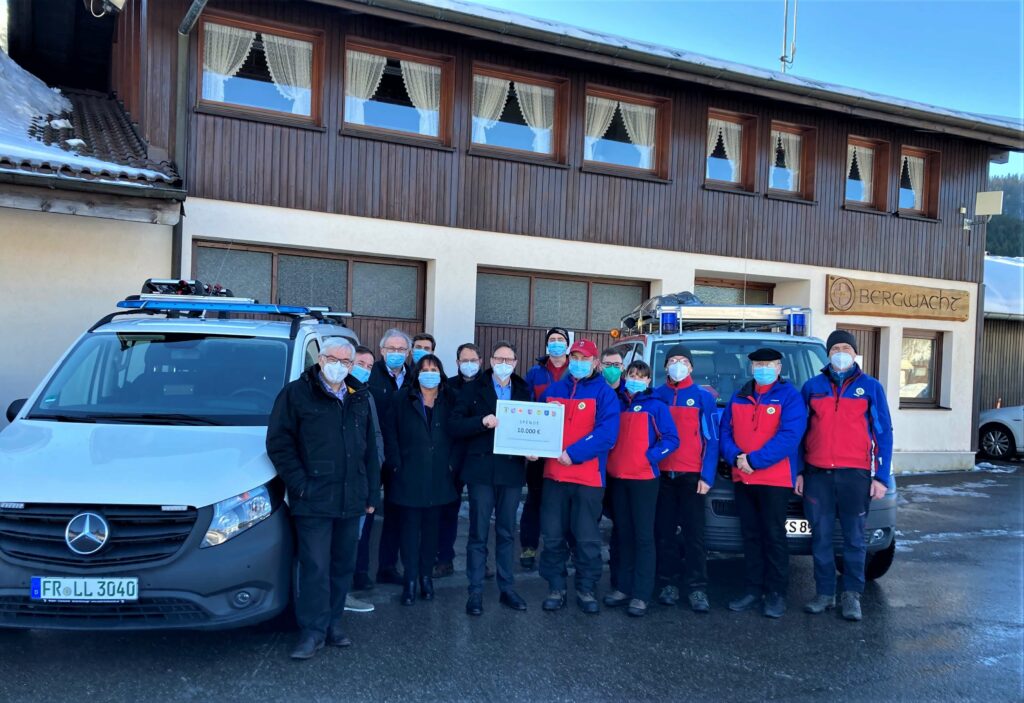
[797,329,893,622]
[519,326,572,570]
[536,338,620,614]
[720,347,807,619]
[652,344,720,614]
[602,360,679,617]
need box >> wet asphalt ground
[1,464,1021,702]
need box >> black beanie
[546,327,571,344]
[826,329,858,354]
[663,344,693,365]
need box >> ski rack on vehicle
[617,293,811,337]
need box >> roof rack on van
[615,291,811,337]
[87,280,354,338]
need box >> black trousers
[655,472,708,592]
[603,480,619,589]
[466,483,520,594]
[377,497,402,574]
[611,478,659,602]
[437,480,464,564]
[355,510,373,575]
[539,479,604,593]
[733,481,791,597]
[399,505,441,583]
[519,460,545,551]
[293,515,360,639]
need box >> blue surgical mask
[493,363,514,380]
[667,362,690,382]
[625,379,649,395]
[385,352,406,369]
[459,361,480,378]
[418,371,441,389]
[753,366,779,386]
[568,359,592,379]
[830,352,855,372]
[350,365,372,384]
[412,348,430,364]
[547,340,568,357]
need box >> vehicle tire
[979,424,1017,461]
[834,538,896,581]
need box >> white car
[979,405,1024,461]
[0,281,357,630]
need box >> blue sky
[480,0,1024,176]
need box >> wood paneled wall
[116,0,992,283]
[979,319,1024,410]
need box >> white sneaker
[344,594,374,613]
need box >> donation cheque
[493,400,565,458]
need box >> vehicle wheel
[834,539,896,581]
[979,424,1017,461]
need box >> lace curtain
[471,75,511,144]
[847,144,875,203]
[904,154,925,210]
[620,102,656,169]
[773,129,802,190]
[400,59,442,136]
[262,34,313,116]
[202,23,256,103]
[345,50,387,125]
[584,95,617,161]
[514,82,555,153]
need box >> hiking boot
[520,548,537,570]
[763,592,786,619]
[326,629,352,647]
[841,591,862,621]
[626,599,648,617]
[658,585,680,606]
[289,633,324,660]
[343,594,374,613]
[688,590,710,613]
[542,590,566,611]
[576,591,599,614]
[804,594,836,615]
[603,590,630,607]
[728,593,763,612]
[432,561,454,578]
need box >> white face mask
[321,361,349,385]
[493,363,515,380]
[830,352,855,372]
[459,361,481,378]
[667,362,690,382]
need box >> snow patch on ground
[896,528,1023,551]
[900,479,1004,500]
[974,462,1020,474]
[0,49,167,181]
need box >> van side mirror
[6,399,26,423]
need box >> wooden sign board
[826,275,970,322]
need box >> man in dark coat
[449,340,531,616]
[267,338,380,660]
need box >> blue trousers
[803,466,872,595]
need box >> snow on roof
[984,256,1024,318]
[0,50,178,187]
[392,0,1022,142]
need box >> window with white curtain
[899,150,929,212]
[344,46,446,139]
[471,72,559,156]
[584,92,660,171]
[845,141,877,206]
[769,127,803,193]
[200,20,316,119]
[706,113,745,184]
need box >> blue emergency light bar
[117,299,311,315]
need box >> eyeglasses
[602,362,624,369]
[321,355,354,368]
[491,356,516,365]
[382,346,409,354]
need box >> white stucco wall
[0,208,172,423]
[181,198,978,471]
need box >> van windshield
[28,333,290,426]
[651,339,827,405]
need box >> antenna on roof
[780,0,798,73]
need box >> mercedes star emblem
[65,512,109,555]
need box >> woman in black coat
[383,353,458,605]
[448,340,531,616]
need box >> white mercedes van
[0,280,357,630]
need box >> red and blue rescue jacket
[801,364,893,484]
[653,378,720,486]
[720,378,807,488]
[539,372,620,487]
[526,356,569,400]
[607,388,679,480]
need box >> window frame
[582,84,672,180]
[341,38,455,147]
[897,146,941,219]
[844,135,891,212]
[192,240,426,321]
[767,121,816,201]
[899,328,943,409]
[705,108,758,192]
[467,63,568,164]
[694,277,775,304]
[195,10,325,128]
[476,267,649,332]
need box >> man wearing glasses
[369,329,414,586]
[267,338,381,660]
[449,341,531,615]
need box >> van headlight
[201,484,273,548]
